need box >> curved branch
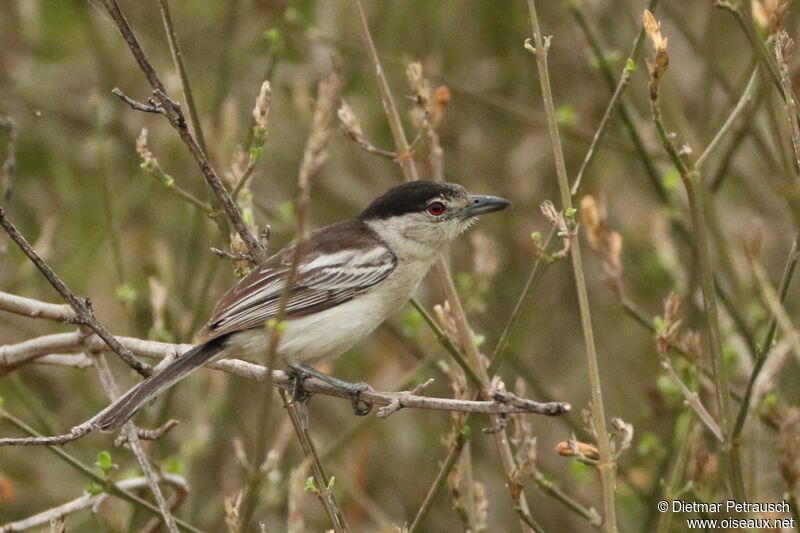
[0,474,188,533]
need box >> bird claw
[344,382,373,416]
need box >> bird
[94,180,511,431]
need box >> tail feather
[94,335,229,432]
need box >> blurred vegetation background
[1,0,800,531]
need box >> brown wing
[197,221,396,341]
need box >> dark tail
[94,335,229,432]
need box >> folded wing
[200,238,396,340]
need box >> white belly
[226,257,433,365]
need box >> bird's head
[360,181,511,257]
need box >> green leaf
[304,476,316,493]
[163,456,185,475]
[163,174,175,188]
[565,207,577,219]
[653,316,667,334]
[662,168,680,193]
[556,103,576,126]
[85,481,104,496]
[95,450,116,475]
[723,344,738,367]
[263,28,282,46]
[249,146,263,165]
[326,476,336,490]
[278,200,294,221]
[625,58,636,73]
[762,391,778,410]
[401,308,423,338]
[242,207,255,227]
[568,459,590,482]
[656,374,680,401]
[636,431,664,458]
[115,283,137,304]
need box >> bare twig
[282,391,349,533]
[733,236,800,438]
[91,352,179,533]
[644,8,746,500]
[526,3,618,530]
[0,335,568,447]
[0,411,200,532]
[0,208,151,377]
[350,4,543,527]
[157,0,208,153]
[98,0,266,263]
[239,69,343,531]
[0,474,188,533]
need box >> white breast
[227,253,435,365]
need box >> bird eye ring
[426,201,446,216]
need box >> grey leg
[287,363,373,415]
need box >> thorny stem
[733,236,799,440]
[525,2,618,531]
[649,59,745,500]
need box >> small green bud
[115,284,137,304]
[163,174,175,188]
[565,207,577,219]
[95,450,117,476]
[85,481,104,496]
[625,58,636,73]
[249,146,263,165]
[304,476,316,493]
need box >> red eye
[427,201,446,216]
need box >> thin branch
[351,0,418,181]
[157,0,208,153]
[350,3,544,527]
[0,335,568,447]
[0,411,201,533]
[644,9,745,500]
[696,67,759,169]
[98,0,267,263]
[0,208,152,377]
[733,235,799,439]
[525,3,618,530]
[90,353,179,533]
[283,392,349,533]
[0,474,188,533]
[659,355,723,441]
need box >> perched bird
[94,181,510,431]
